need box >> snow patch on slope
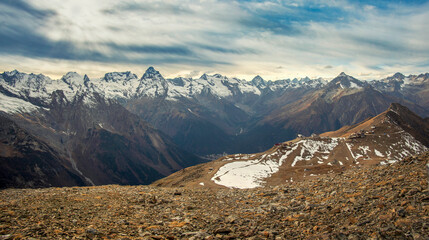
[291,138,339,167]
[212,138,339,189]
[0,94,41,114]
[211,159,277,189]
[374,149,384,157]
[402,132,427,153]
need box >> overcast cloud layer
[0,0,428,80]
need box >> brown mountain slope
[1,153,428,239]
[153,103,428,189]
[259,74,429,136]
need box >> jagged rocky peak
[2,69,24,81]
[83,74,90,82]
[333,72,357,82]
[169,77,186,87]
[212,73,226,79]
[136,67,168,97]
[200,73,208,80]
[146,66,156,73]
[61,72,83,85]
[102,71,138,82]
[50,90,69,106]
[338,72,348,77]
[387,102,413,116]
[31,73,51,84]
[1,70,51,89]
[393,72,405,79]
[251,75,266,87]
[199,73,228,81]
[301,76,311,82]
[418,73,429,78]
[142,66,164,80]
[3,69,21,77]
[329,72,365,88]
[415,73,429,83]
[384,72,405,82]
[83,74,91,87]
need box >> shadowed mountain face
[0,114,85,188]
[153,103,428,189]
[0,90,203,188]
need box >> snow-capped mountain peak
[329,72,365,89]
[61,72,84,86]
[136,67,168,97]
[200,73,209,80]
[142,66,164,80]
[1,68,428,116]
[102,71,138,83]
[83,75,91,87]
[251,75,267,88]
[371,72,429,93]
[5,69,20,76]
[0,70,53,105]
[300,76,311,82]
[392,72,405,80]
[1,70,51,89]
[212,73,225,79]
[338,72,348,77]
[3,69,24,83]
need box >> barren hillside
[1,152,428,239]
[154,103,428,189]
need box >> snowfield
[211,132,428,189]
[0,94,42,114]
[211,160,279,189]
[291,138,339,167]
[212,138,339,189]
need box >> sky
[0,0,429,81]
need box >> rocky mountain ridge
[3,68,428,105]
[3,67,428,156]
[153,103,429,189]
[1,67,429,170]
[2,70,427,105]
[0,68,330,105]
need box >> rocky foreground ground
[1,153,429,240]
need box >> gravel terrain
[1,152,428,239]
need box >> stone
[214,227,232,234]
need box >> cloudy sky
[1,0,428,81]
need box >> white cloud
[0,0,428,81]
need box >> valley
[1,68,429,188]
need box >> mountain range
[153,103,429,188]
[1,67,429,187]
